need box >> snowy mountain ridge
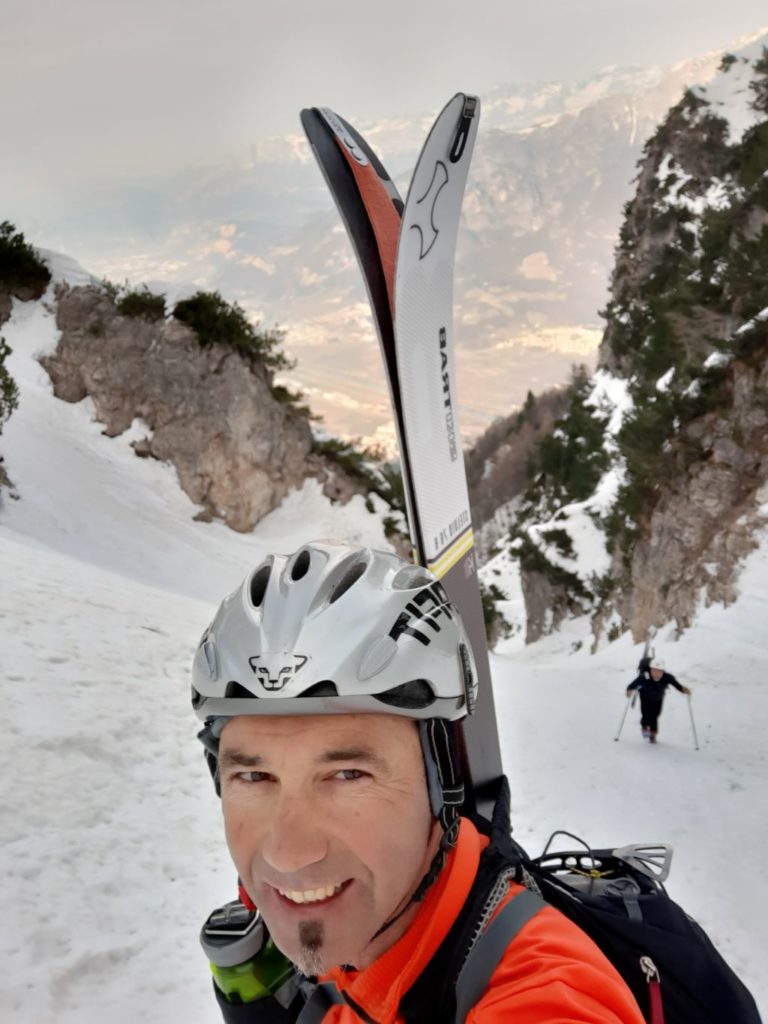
[19,32,767,445]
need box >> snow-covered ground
[1,286,766,1021]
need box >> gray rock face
[0,291,12,328]
[516,45,768,646]
[42,285,336,532]
[1,289,18,498]
[522,571,575,645]
[617,360,768,639]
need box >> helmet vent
[299,681,338,698]
[392,565,433,591]
[249,563,272,607]
[290,549,312,581]
[374,679,435,709]
[329,558,367,604]
[225,681,259,699]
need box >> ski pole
[614,694,636,742]
[687,694,700,751]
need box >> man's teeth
[277,883,344,904]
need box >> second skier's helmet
[193,540,477,824]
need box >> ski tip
[443,93,481,164]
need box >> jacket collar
[322,818,486,1022]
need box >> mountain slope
[1,273,766,1019]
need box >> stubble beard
[295,919,326,977]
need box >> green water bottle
[201,899,297,1006]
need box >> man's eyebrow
[218,750,264,773]
[318,747,387,768]
[218,746,389,772]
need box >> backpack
[400,777,762,1024]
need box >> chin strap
[368,818,460,942]
[369,720,465,943]
[198,716,228,795]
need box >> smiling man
[218,713,439,978]
[193,541,644,1023]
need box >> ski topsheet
[301,96,501,815]
[299,107,424,561]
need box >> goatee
[296,919,325,977]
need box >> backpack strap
[399,776,526,1023]
[454,888,546,1023]
[295,982,346,1023]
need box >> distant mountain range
[20,31,767,445]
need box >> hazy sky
[3,0,767,197]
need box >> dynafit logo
[248,654,309,691]
[410,160,449,259]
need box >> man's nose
[260,788,329,875]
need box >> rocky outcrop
[41,285,367,532]
[521,572,572,644]
[616,360,768,639]
[500,41,768,645]
[0,291,12,327]
[0,291,17,500]
[595,46,768,641]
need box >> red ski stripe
[332,141,400,310]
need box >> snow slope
[1,287,766,1020]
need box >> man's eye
[237,771,270,783]
[334,769,365,781]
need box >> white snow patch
[692,39,768,144]
[655,154,737,243]
[735,305,768,336]
[656,366,675,392]
[527,465,624,580]
[37,247,98,289]
[480,544,526,649]
[703,350,732,369]
[584,368,634,439]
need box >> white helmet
[191,540,477,723]
[650,658,666,671]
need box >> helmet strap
[369,720,464,943]
[419,719,465,826]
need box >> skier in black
[626,658,691,743]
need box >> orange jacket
[319,817,646,1023]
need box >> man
[193,540,645,1022]
[626,657,691,743]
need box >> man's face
[218,713,439,975]
[650,668,663,681]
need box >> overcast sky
[2,0,767,199]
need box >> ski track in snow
[1,287,767,1020]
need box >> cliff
[496,39,768,645]
[1,267,390,533]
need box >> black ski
[301,98,501,815]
